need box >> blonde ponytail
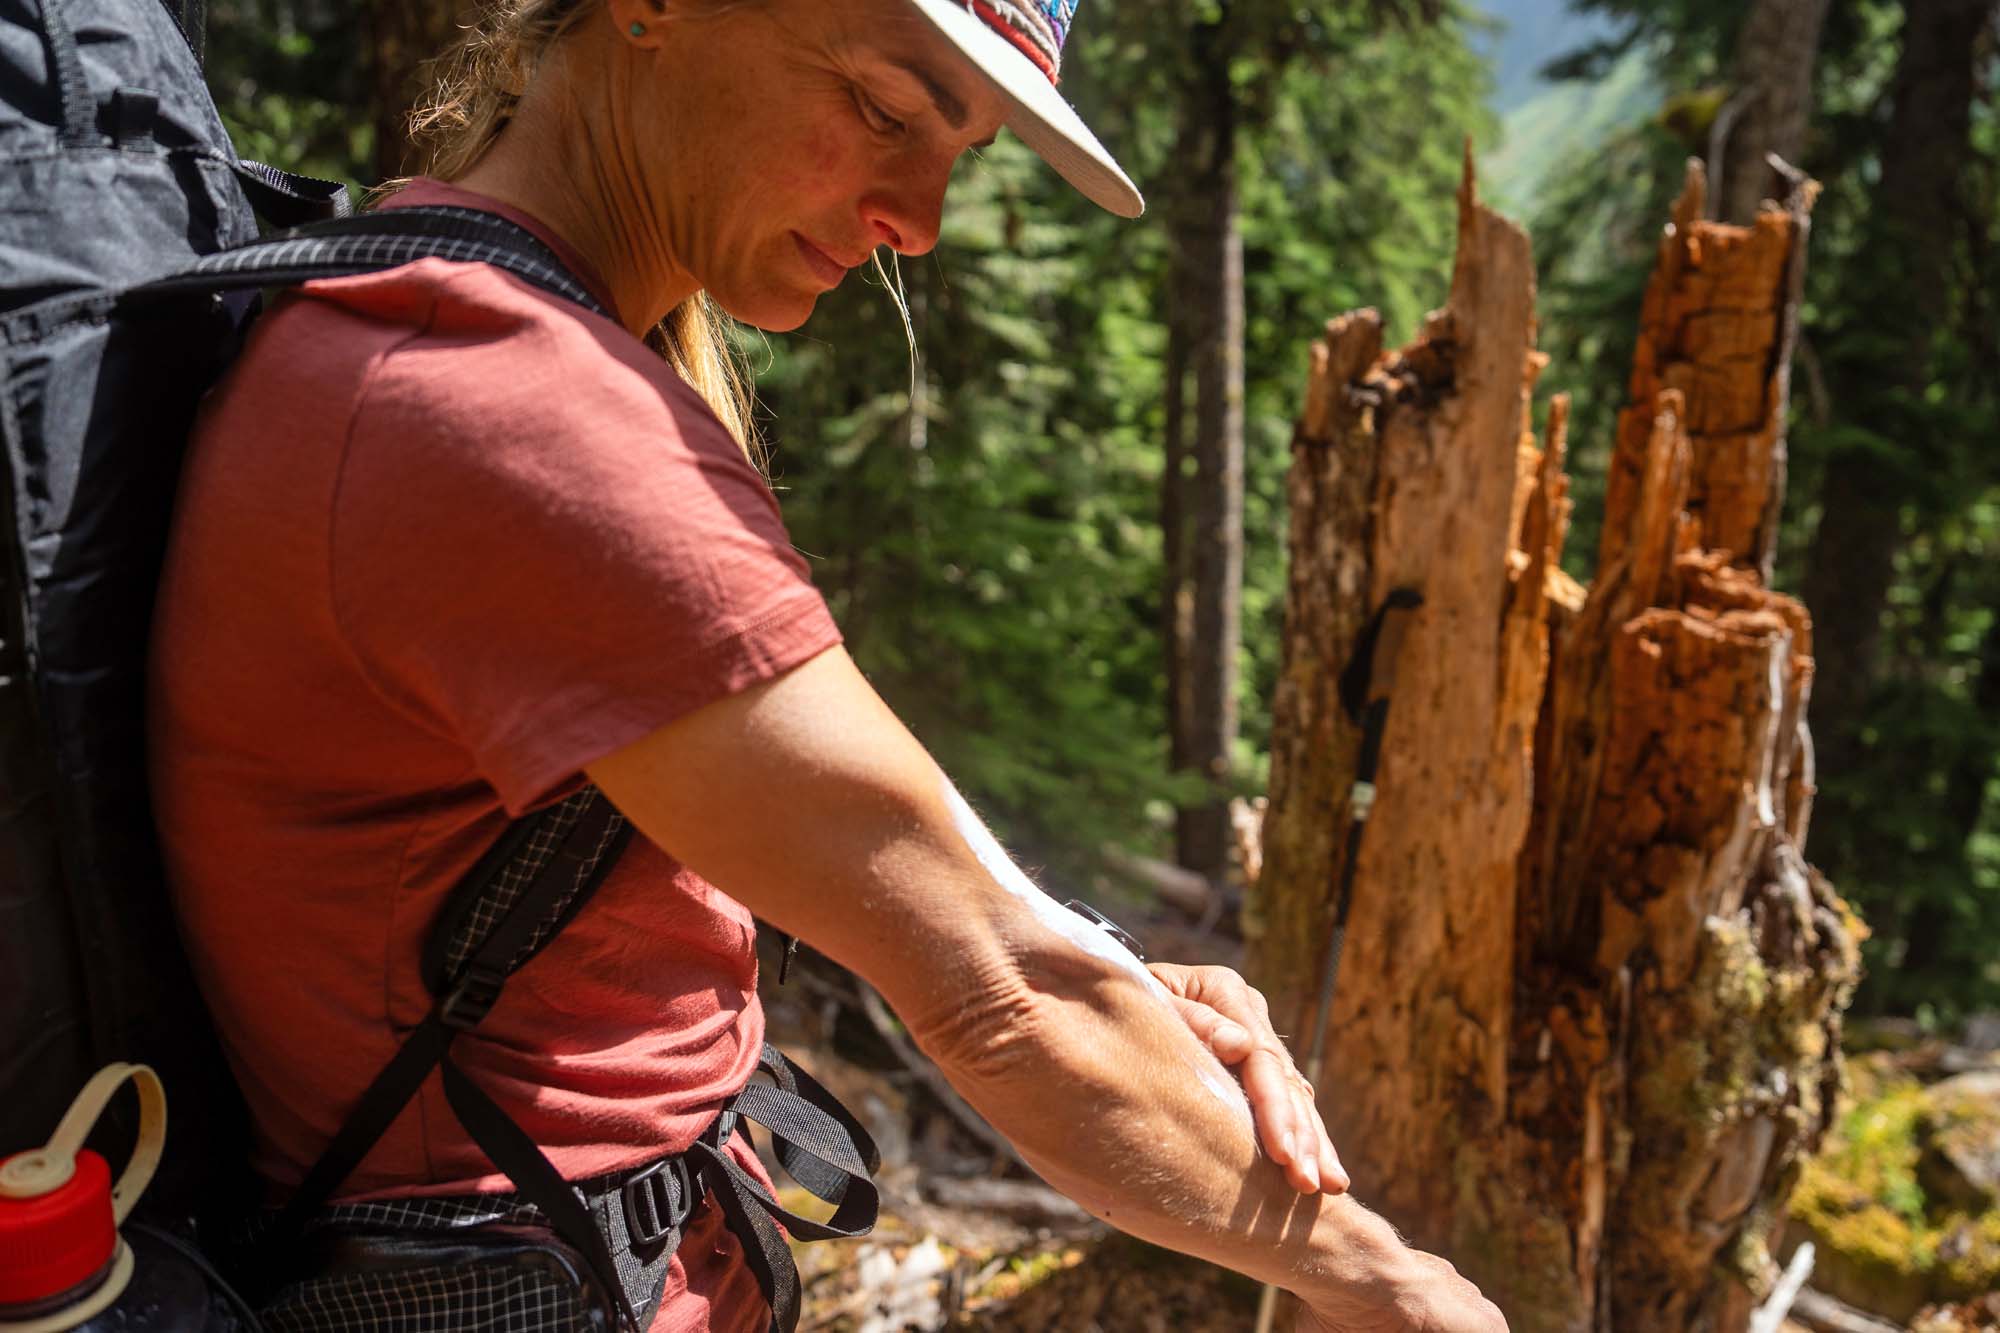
[400,0,764,465]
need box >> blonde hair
[403,0,763,464]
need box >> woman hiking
[148,0,1508,1328]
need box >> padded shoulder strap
[128,206,612,320]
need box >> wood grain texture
[1253,156,1858,1333]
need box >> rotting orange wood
[1521,162,1853,1333]
[1601,160,1820,577]
[1253,156,1854,1333]
[1252,146,1553,1271]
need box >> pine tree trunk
[1173,57,1245,881]
[364,0,465,180]
[1714,0,1830,225]
[1250,157,1858,1333]
[1797,0,1990,786]
[1162,180,1195,812]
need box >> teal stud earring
[628,20,646,35]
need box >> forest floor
[759,919,2000,1332]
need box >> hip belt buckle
[621,1154,695,1249]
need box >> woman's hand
[1147,962,1347,1196]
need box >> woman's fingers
[1242,1046,1315,1191]
[1149,962,1349,1194]
[1161,992,1256,1062]
[1302,1079,1349,1193]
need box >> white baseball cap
[902,0,1144,217]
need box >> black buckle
[1062,899,1146,961]
[437,962,506,1031]
[621,1155,695,1248]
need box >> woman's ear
[606,0,668,46]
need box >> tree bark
[1796,0,1991,784]
[363,0,465,180]
[1162,177,1194,806]
[1252,156,1858,1333]
[1714,0,1831,226]
[1252,147,1550,1254]
[1173,53,1245,881]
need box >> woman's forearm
[885,861,1420,1319]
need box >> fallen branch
[1749,1242,1814,1333]
[1789,1287,1906,1333]
[1101,843,1217,919]
[925,1176,1088,1224]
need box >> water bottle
[0,1064,234,1331]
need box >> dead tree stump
[1248,157,1858,1333]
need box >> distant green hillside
[1473,0,1628,113]
[1481,45,1656,213]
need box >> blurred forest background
[198,0,1998,1323]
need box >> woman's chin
[713,288,818,334]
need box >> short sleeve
[327,275,838,813]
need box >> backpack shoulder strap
[267,786,639,1323]
[128,206,613,320]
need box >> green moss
[1723,1201,1780,1290]
[1789,1059,2000,1308]
[1634,918,1787,1131]
[1831,1076,1930,1223]
[1005,1250,1076,1287]
[1936,1213,2000,1291]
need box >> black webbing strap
[683,1045,881,1332]
[749,1045,880,1212]
[128,206,611,321]
[264,793,634,1311]
[688,1139,805,1330]
[232,160,352,226]
[440,1055,641,1332]
[38,0,95,146]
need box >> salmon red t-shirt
[148,180,835,1330]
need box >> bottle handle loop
[0,1064,166,1223]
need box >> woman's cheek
[786,119,867,195]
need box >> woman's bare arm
[588,646,1502,1329]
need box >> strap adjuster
[1061,899,1146,960]
[438,962,506,1031]
[622,1154,695,1248]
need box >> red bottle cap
[0,1147,117,1304]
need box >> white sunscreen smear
[939,775,1252,1122]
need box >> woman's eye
[853,90,906,136]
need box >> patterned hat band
[965,0,1075,82]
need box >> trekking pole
[1252,587,1423,1333]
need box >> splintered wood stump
[1249,157,1857,1333]
[1602,159,1816,578]
[1251,153,1563,1315]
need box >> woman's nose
[859,158,952,256]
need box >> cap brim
[904,0,1144,218]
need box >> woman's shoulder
[256,258,742,468]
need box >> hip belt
[254,1044,877,1333]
